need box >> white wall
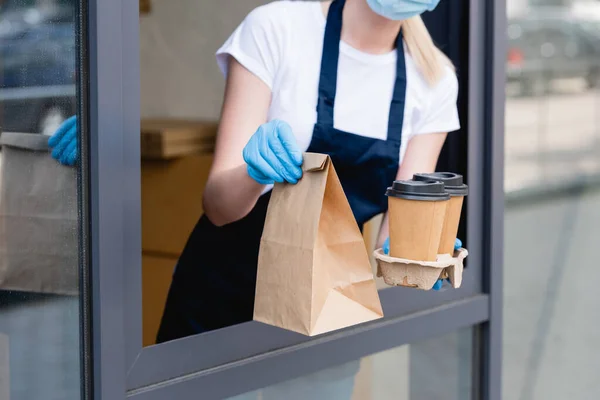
[139,0,269,120]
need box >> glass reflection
[0,0,81,399]
[504,1,600,399]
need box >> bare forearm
[376,133,448,247]
[203,164,265,226]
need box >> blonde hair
[403,16,454,86]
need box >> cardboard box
[140,119,216,255]
[142,253,177,347]
[141,119,217,160]
[139,0,151,14]
[141,153,213,256]
[362,214,389,291]
[140,120,216,344]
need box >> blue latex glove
[48,115,78,166]
[383,238,463,291]
[242,120,303,185]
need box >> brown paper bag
[0,132,78,295]
[254,153,384,336]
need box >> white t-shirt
[216,0,460,164]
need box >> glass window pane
[227,328,473,400]
[0,0,81,399]
[505,1,600,399]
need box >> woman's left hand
[48,115,78,166]
[382,238,463,291]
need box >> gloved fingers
[63,139,78,166]
[454,238,463,250]
[51,125,77,161]
[48,115,77,147]
[48,115,76,147]
[57,124,76,150]
[264,141,298,183]
[432,279,444,291]
[269,132,302,179]
[243,142,284,183]
[382,237,390,255]
[267,131,302,183]
[247,165,273,185]
[272,120,303,166]
[246,154,283,183]
[256,129,293,183]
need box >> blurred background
[0,0,76,135]
[0,0,599,399]
[504,0,600,399]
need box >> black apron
[156,0,407,343]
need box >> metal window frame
[475,0,506,399]
[84,0,505,399]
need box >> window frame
[84,0,505,398]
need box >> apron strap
[316,0,344,127]
[316,0,407,144]
[387,32,407,143]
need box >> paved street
[503,187,600,400]
[498,83,600,400]
[503,84,600,398]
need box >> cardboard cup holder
[373,248,468,290]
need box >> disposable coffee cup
[413,173,468,255]
[386,180,450,262]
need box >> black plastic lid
[386,180,450,201]
[413,172,468,196]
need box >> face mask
[366,0,442,21]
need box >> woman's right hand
[242,119,303,185]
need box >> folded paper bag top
[254,153,384,336]
[303,153,329,172]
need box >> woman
[49,0,461,343]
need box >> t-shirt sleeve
[413,66,460,135]
[216,4,285,90]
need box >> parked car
[0,3,76,134]
[507,11,600,96]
